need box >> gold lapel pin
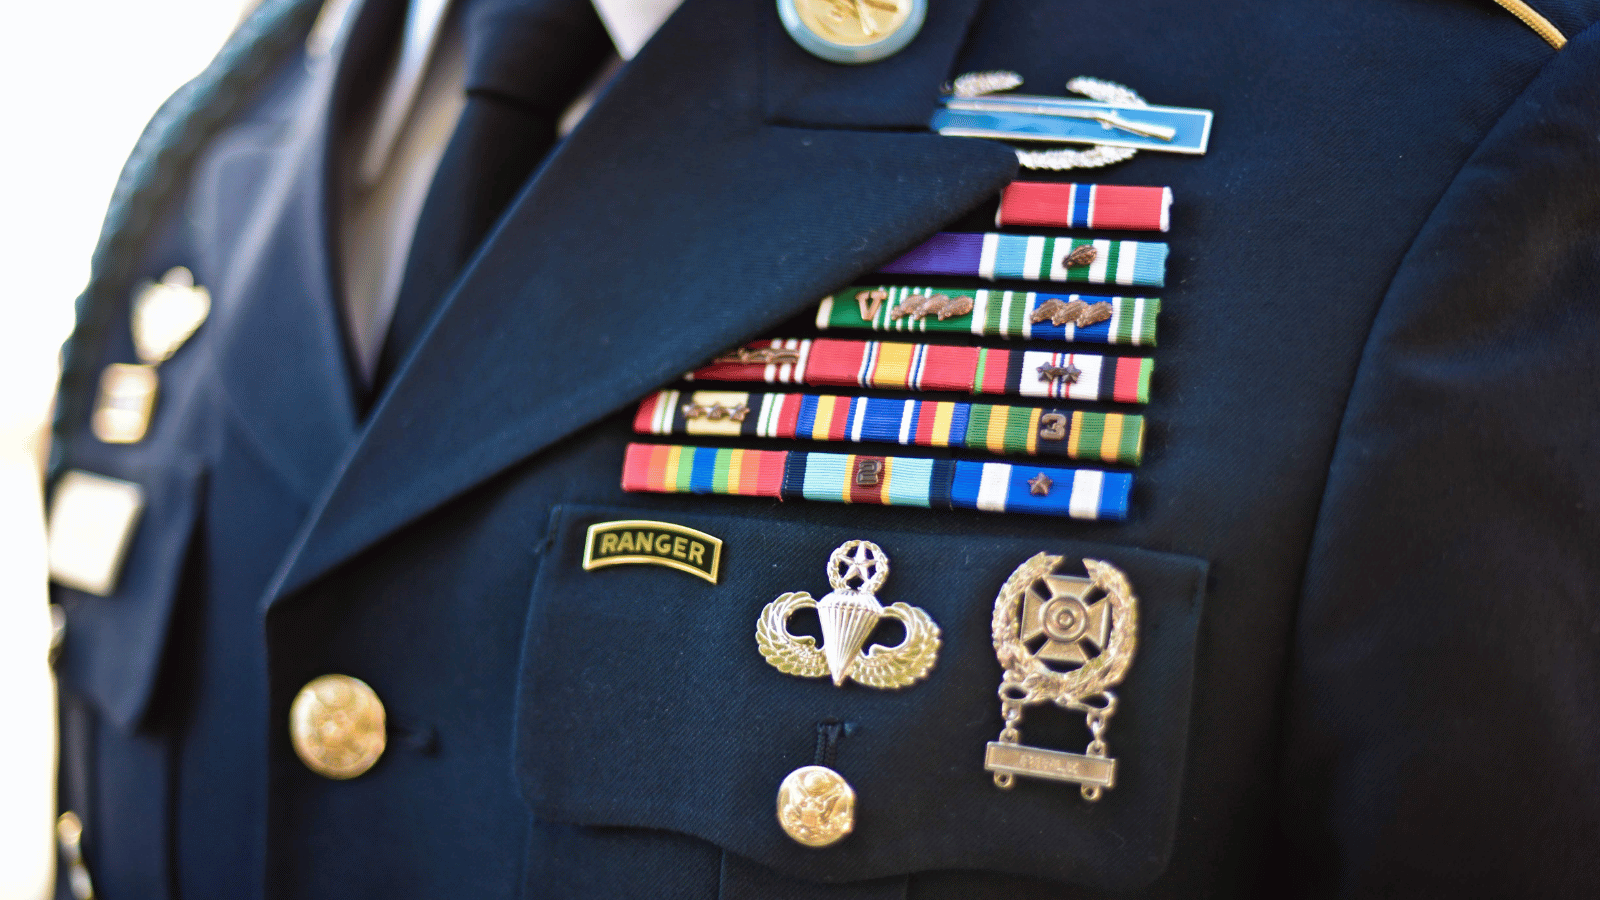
[985,554,1139,801]
[757,540,940,690]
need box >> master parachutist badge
[985,554,1139,800]
[757,540,940,690]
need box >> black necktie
[373,0,613,392]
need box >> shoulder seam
[48,0,324,486]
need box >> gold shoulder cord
[1493,0,1567,49]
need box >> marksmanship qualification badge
[986,554,1138,800]
[757,540,940,690]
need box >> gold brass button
[289,674,386,780]
[777,0,926,65]
[776,765,856,847]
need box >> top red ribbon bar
[997,182,1172,232]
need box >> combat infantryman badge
[934,72,1213,171]
[985,555,1139,800]
[757,540,940,689]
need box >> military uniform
[46,0,1600,897]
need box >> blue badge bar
[933,95,1212,155]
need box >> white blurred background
[0,3,251,897]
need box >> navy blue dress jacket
[48,0,1600,897]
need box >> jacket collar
[211,0,410,501]
[269,0,1016,602]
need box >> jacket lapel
[211,0,406,501]
[270,0,1017,600]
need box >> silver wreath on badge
[987,554,1139,800]
[756,540,940,690]
[948,71,1152,171]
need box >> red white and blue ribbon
[996,182,1172,231]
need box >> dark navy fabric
[762,0,987,128]
[1274,22,1600,896]
[49,0,1600,897]
[719,853,908,900]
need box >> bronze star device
[756,540,940,690]
[986,555,1139,800]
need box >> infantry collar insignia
[985,555,1139,800]
[582,520,723,584]
[934,72,1213,171]
[777,0,926,65]
[757,540,940,689]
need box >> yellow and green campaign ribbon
[636,390,1144,466]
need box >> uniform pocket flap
[515,503,1207,891]
[53,457,204,731]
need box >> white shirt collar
[590,0,685,59]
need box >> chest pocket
[515,502,1207,892]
